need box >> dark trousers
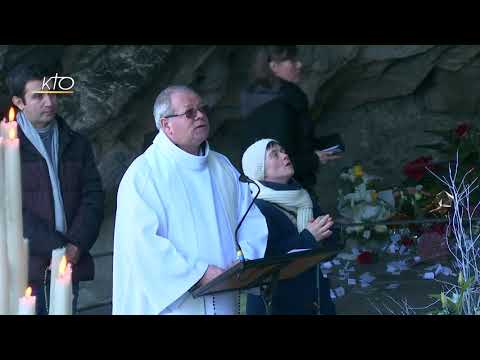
[31,273,80,315]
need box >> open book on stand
[191,246,339,299]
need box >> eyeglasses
[164,105,210,120]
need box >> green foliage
[429,273,477,315]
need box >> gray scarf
[17,112,67,233]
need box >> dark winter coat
[240,80,320,191]
[20,116,104,285]
[246,181,336,315]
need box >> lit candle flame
[8,107,15,123]
[25,287,32,297]
[8,128,16,140]
[59,255,67,276]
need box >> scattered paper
[425,264,441,271]
[334,287,345,297]
[423,272,435,280]
[423,264,454,277]
[388,244,398,254]
[348,278,357,286]
[359,272,376,283]
[321,261,333,270]
[387,265,397,273]
[386,260,409,274]
[441,266,454,277]
[385,283,400,290]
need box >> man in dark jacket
[6,63,104,315]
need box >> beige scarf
[252,180,313,233]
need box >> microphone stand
[238,176,276,315]
[235,175,261,266]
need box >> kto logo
[32,73,75,95]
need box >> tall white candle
[18,286,35,315]
[0,226,8,315]
[51,256,72,315]
[0,117,7,139]
[2,109,17,140]
[49,247,66,314]
[0,136,9,315]
[4,108,27,315]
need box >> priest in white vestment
[112,86,268,315]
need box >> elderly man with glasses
[112,85,268,315]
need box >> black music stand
[191,247,338,315]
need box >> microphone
[234,174,261,264]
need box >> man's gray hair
[153,85,199,131]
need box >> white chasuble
[112,131,268,315]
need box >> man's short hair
[6,63,49,102]
[153,85,199,131]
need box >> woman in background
[240,45,340,194]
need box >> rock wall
[1,45,478,310]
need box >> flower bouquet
[393,185,432,219]
[338,164,395,252]
[343,223,390,253]
[338,164,394,224]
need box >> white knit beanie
[242,139,277,181]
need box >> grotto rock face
[2,43,479,220]
[1,45,479,310]
[59,45,173,135]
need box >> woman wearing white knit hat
[242,139,336,315]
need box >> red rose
[455,123,470,138]
[357,251,374,265]
[403,156,434,182]
[401,237,415,247]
